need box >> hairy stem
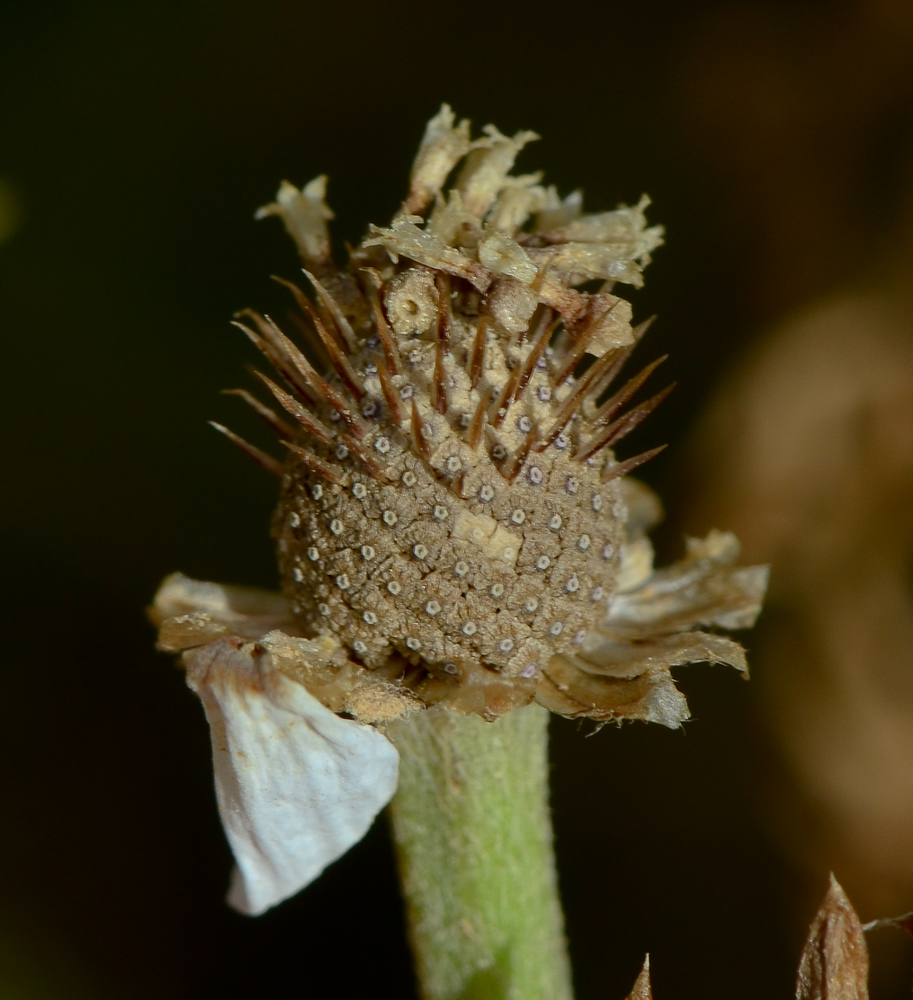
[388,704,574,1000]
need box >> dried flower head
[151,106,767,913]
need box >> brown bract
[155,105,767,725]
[796,876,870,1000]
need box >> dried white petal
[184,637,399,915]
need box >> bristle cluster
[224,106,669,686]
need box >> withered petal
[572,630,748,679]
[606,530,768,636]
[150,573,296,651]
[538,658,689,728]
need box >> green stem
[388,704,574,1000]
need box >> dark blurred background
[3,1,913,997]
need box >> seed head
[188,106,766,725]
[251,106,667,702]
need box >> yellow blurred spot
[0,175,24,245]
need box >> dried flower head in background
[151,106,767,913]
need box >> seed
[387,581,402,595]
[425,601,441,616]
[590,586,604,601]
[402,470,417,487]
[592,494,603,511]
[602,543,614,560]
[375,436,391,453]
[382,510,398,525]
[565,477,579,494]
[433,505,448,520]
[335,445,349,460]
[479,485,495,501]
[293,567,303,582]
[578,534,591,551]
[524,598,539,612]
[461,621,477,635]
[352,483,367,498]
[353,640,368,654]
[549,622,563,636]
[311,484,324,500]
[413,544,428,559]
[330,519,344,535]
[499,638,514,653]
[511,509,525,525]
[363,611,378,625]
[529,466,543,485]
[307,546,319,561]
[454,561,469,577]
[518,415,532,432]
[446,456,462,473]
[492,444,507,460]
[490,583,505,597]
[549,515,562,530]
[361,545,375,560]
[336,573,350,590]
[565,574,580,593]
[289,512,300,527]
[406,637,421,650]
[536,556,550,570]
[519,663,538,678]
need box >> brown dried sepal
[796,875,869,1000]
[625,957,652,1000]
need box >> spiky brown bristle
[223,106,670,691]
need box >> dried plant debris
[152,106,767,911]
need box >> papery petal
[150,573,295,651]
[184,637,399,915]
[607,530,769,635]
[538,656,690,728]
